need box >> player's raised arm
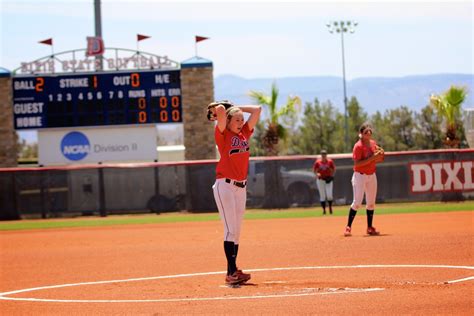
[237,105,261,131]
[214,104,227,133]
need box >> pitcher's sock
[367,209,374,227]
[347,208,357,227]
[224,241,237,275]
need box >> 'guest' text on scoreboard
[12,69,181,130]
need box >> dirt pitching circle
[1,264,472,303]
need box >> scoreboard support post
[180,57,216,213]
[180,57,216,160]
[0,69,18,167]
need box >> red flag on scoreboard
[39,38,53,46]
[86,36,105,56]
[195,36,209,43]
[137,34,151,41]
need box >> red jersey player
[344,123,384,237]
[209,101,261,286]
[312,150,336,214]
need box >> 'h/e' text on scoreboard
[12,69,182,129]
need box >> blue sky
[1,0,473,79]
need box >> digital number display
[12,69,182,130]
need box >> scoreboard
[12,69,182,130]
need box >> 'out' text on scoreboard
[12,69,182,130]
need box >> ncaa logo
[60,131,90,161]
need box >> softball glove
[207,100,234,121]
[324,176,334,184]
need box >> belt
[357,172,374,175]
[225,178,247,188]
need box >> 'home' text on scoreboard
[12,69,182,130]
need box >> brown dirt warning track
[0,211,473,315]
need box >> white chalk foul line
[443,276,474,284]
[0,270,225,297]
[0,264,472,303]
[0,288,385,303]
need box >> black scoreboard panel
[12,69,182,130]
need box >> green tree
[346,96,368,149]
[462,109,474,148]
[332,111,347,153]
[290,98,340,154]
[249,120,267,156]
[430,85,468,148]
[249,82,301,155]
[14,131,21,159]
[18,139,38,160]
[386,106,416,150]
[371,110,396,151]
[413,105,444,149]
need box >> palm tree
[430,85,468,148]
[249,82,301,155]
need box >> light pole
[326,21,357,152]
[94,0,103,70]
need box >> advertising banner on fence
[410,160,474,193]
[38,125,157,165]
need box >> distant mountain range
[214,73,473,114]
[17,73,473,145]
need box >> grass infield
[0,201,472,231]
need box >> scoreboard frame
[12,69,182,130]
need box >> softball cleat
[344,226,352,237]
[235,269,251,283]
[225,270,251,285]
[367,226,380,235]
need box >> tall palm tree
[249,82,301,155]
[430,85,468,148]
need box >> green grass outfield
[0,201,473,231]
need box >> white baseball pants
[350,172,378,210]
[316,179,333,202]
[212,178,246,244]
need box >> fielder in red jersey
[312,149,336,214]
[344,123,385,237]
[209,101,261,286]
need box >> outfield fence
[0,149,473,220]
